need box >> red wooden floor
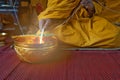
[0,44,120,80]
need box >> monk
[37,0,120,48]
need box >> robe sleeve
[38,0,80,20]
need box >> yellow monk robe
[95,0,120,24]
[37,0,120,48]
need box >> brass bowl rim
[12,34,55,38]
[14,44,57,50]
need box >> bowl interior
[13,35,57,48]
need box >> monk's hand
[39,18,65,31]
[81,0,95,17]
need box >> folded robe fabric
[37,0,120,48]
[98,0,120,23]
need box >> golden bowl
[13,35,59,63]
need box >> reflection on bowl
[13,35,62,63]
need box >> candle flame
[40,37,44,44]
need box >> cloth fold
[37,0,120,48]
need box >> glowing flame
[39,37,44,44]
